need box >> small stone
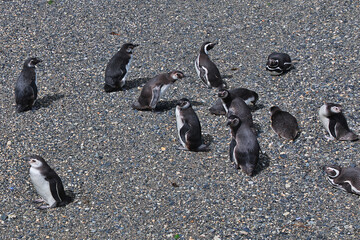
[285,183,291,189]
[283,212,290,216]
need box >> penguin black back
[15,57,42,112]
[104,43,139,92]
[324,165,360,195]
[270,106,300,140]
[266,52,292,75]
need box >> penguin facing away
[27,155,72,209]
[209,87,258,115]
[104,43,139,92]
[319,103,358,141]
[15,57,42,112]
[132,71,185,110]
[175,98,209,152]
[270,106,300,140]
[227,115,259,176]
[266,52,292,75]
[324,165,360,195]
[195,42,227,89]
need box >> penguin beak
[133,44,139,48]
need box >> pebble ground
[1,0,360,239]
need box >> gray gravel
[1,0,360,239]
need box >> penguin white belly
[222,102,228,113]
[160,84,170,96]
[195,55,201,77]
[121,57,132,87]
[319,107,332,136]
[244,96,255,105]
[175,107,186,147]
[30,168,57,206]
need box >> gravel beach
[1,0,360,239]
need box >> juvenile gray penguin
[195,42,227,89]
[319,103,358,141]
[266,52,292,75]
[209,87,258,115]
[27,155,71,209]
[15,57,42,112]
[132,71,185,110]
[175,98,209,152]
[104,43,139,92]
[270,106,300,140]
[324,165,360,195]
[227,115,259,176]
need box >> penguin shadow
[154,100,204,113]
[252,151,271,176]
[122,77,151,91]
[251,103,265,112]
[34,93,65,110]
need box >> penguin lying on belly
[175,98,209,152]
[26,155,72,209]
[324,165,360,196]
[132,71,185,110]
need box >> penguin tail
[104,84,121,92]
[16,104,31,113]
[196,144,210,152]
[58,191,75,207]
[209,105,226,115]
[339,132,359,141]
[241,163,256,176]
[131,102,151,111]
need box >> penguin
[270,106,300,140]
[227,115,259,176]
[26,155,71,209]
[266,52,292,75]
[319,103,358,141]
[323,165,360,195]
[209,87,258,115]
[175,98,209,152]
[104,43,139,92]
[194,42,227,89]
[132,70,185,110]
[14,57,42,112]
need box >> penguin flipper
[199,66,211,88]
[15,86,35,112]
[150,86,161,109]
[45,172,66,204]
[180,122,190,146]
[229,139,236,163]
[328,118,337,139]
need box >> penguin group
[15,40,360,209]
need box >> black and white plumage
[15,57,42,112]
[195,42,227,89]
[270,106,300,140]
[175,98,209,152]
[27,155,71,209]
[132,71,185,110]
[227,115,259,176]
[104,43,139,92]
[324,165,360,195]
[319,103,358,141]
[266,52,292,75]
[209,87,258,115]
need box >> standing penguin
[324,165,360,195]
[270,106,300,140]
[104,43,139,92]
[266,52,292,75]
[26,155,72,209]
[132,71,185,110]
[175,98,209,152]
[319,103,358,141]
[209,87,258,115]
[14,57,42,112]
[227,115,259,176]
[195,42,227,89]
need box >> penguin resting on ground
[132,71,185,110]
[270,106,300,140]
[27,155,72,209]
[324,165,360,195]
[266,52,292,75]
[319,103,358,141]
[195,42,227,89]
[209,87,258,115]
[104,43,139,92]
[227,115,259,176]
[15,57,42,112]
[175,98,209,152]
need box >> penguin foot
[37,205,52,210]
[176,146,189,151]
[33,198,45,203]
[325,135,336,141]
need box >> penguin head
[26,155,47,169]
[323,165,342,178]
[270,106,281,115]
[227,115,242,128]
[326,103,342,114]
[267,58,279,68]
[25,57,42,68]
[121,43,139,54]
[177,98,191,109]
[170,71,185,81]
[201,42,217,54]
[218,89,230,99]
